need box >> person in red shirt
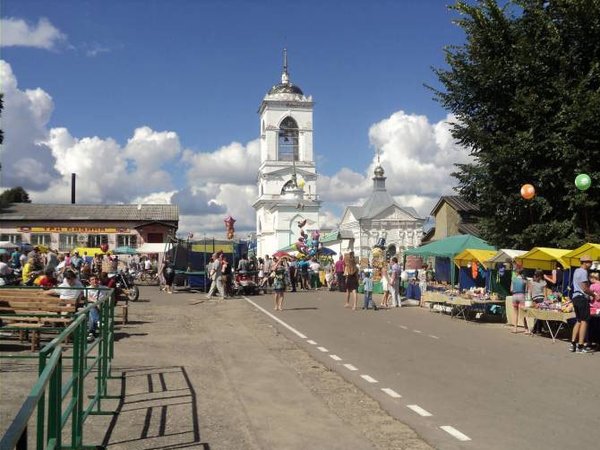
[36,269,57,289]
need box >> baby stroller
[235,270,259,295]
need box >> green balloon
[575,173,591,191]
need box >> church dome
[268,82,304,96]
[374,165,385,177]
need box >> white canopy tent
[485,249,526,268]
[136,243,173,254]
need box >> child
[589,273,600,309]
[362,272,378,310]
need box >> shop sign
[18,226,129,233]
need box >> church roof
[268,83,304,96]
[343,163,422,221]
[266,49,304,97]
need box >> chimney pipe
[71,173,76,204]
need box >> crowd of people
[199,250,420,313]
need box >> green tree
[0,187,31,206]
[432,0,600,249]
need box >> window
[0,233,22,244]
[30,233,51,246]
[88,234,108,248]
[117,234,137,248]
[59,234,78,251]
[278,116,299,161]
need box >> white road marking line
[243,297,307,339]
[407,405,432,417]
[428,335,439,339]
[343,364,358,371]
[440,426,471,441]
[361,374,378,383]
[399,325,408,329]
[329,355,342,361]
[317,346,328,352]
[413,329,423,334]
[307,340,317,345]
[381,388,401,398]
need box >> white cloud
[0,60,59,189]
[1,17,66,49]
[319,110,470,218]
[182,140,261,185]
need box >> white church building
[253,52,321,257]
[338,163,425,264]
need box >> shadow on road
[102,365,209,449]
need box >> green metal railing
[0,287,120,450]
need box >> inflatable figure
[224,216,236,240]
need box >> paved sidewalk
[2,286,432,449]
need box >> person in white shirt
[44,269,84,304]
[309,258,321,289]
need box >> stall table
[422,291,454,314]
[522,308,575,343]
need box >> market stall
[502,247,572,330]
[484,249,526,298]
[453,248,497,290]
[405,234,496,286]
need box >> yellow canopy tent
[515,247,571,270]
[72,247,109,257]
[563,243,600,267]
[453,249,498,268]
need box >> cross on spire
[281,48,289,84]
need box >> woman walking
[272,257,286,311]
[344,252,359,310]
[510,268,527,333]
[380,266,390,308]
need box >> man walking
[570,255,594,353]
[389,257,401,307]
[206,253,225,299]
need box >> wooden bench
[0,289,80,350]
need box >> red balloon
[100,243,109,253]
[520,184,535,200]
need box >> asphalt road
[246,289,600,450]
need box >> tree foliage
[433,0,600,249]
[0,187,32,206]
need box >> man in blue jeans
[571,255,594,353]
[86,275,108,342]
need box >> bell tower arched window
[278,116,299,161]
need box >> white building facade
[253,52,321,258]
[338,164,424,264]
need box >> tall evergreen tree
[432,0,600,249]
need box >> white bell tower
[253,49,321,258]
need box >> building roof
[343,165,422,221]
[430,195,478,216]
[0,203,179,222]
[268,82,304,96]
[458,222,481,237]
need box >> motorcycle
[108,269,140,302]
[0,271,22,286]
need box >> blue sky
[1,0,471,236]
